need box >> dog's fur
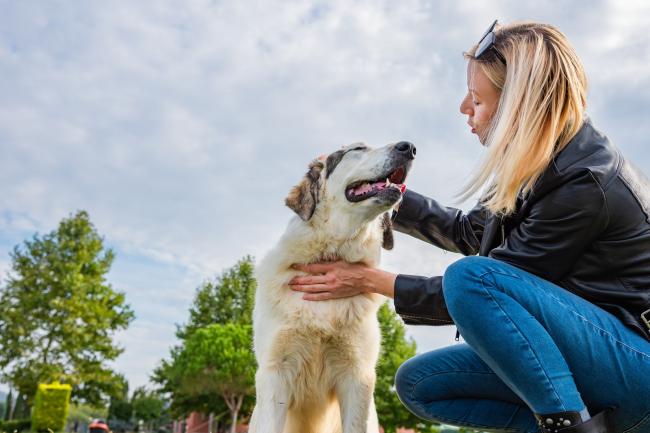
[249,142,412,433]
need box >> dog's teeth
[385,178,390,186]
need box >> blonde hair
[460,21,588,215]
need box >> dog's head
[285,141,416,249]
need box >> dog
[249,141,415,433]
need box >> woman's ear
[285,160,324,221]
[381,212,394,250]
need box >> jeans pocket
[623,412,650,433]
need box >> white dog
[249,141,415,433]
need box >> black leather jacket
[392,117,650,341]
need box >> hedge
[0,418,31,432]
[31,382,72,433]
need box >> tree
[153,256,256,425]
[0,211,135,406]
[174,324,256,433]
[176,256,256,340]
[131,387,167,433]
[108,375,133,432]
[375,302,435,433]
[67,402,108,424]
[3,390,13,420]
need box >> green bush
[0,418,32,432]
[31,382,72,433]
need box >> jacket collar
[519,115,602,209]
[478,116,600,256]
[552,115,598,173]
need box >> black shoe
[534,407,616,433]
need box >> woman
[289,21,650,433]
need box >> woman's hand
[289,260,397,301]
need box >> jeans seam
[482,262,650,360]
[480,266,525,281]
[542,292,650,361]
[406,370,522,431]
[479,269,650,358]
[410,369,502,392]
[477,270,567,412]
[623,411,650,433]
[413,408,521,432]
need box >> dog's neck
[284,214,382,265]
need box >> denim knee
[394,356,438,421]
[443,256,492,318]
[394,357,416,406]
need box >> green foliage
[0,211,135,406]
[153,256,256,420]
[177,324,256,397]
[3,390,11,420]
[375,302,435,433]
[174,324,256,432]
[10,394,29,420]
[67,402,108,424]
[107,393,134,432]
[152,352,229,419]
[130,387,169,433]
[176,256,256,339]
[31,382,72,433]
[107,374,132,423]
[131,387,165,423]
[108,398,133,423]
[0,417,31,432]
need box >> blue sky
[1,0,649,392]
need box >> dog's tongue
[352,181,406,196]
[353,183,375,195]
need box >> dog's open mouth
[345,165,407,202]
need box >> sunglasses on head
[475,19,506,65]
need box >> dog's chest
[268,323,378,406]
[280,290,380,329]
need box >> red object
[88,419,109,433]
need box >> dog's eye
[351,146,368,152]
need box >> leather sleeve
[392,189,487,255]
[393,274,454,325]
[489,170,608,281]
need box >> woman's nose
[460,94,473,115]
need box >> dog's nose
[395,141,416,159]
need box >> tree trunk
[223,393,244,433]
[229,409,238,433]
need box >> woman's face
[460,61,501,145]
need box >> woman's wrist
[365,267,397,298]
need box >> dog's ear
[381,212,394,250]
[325,149,345,178]
[285,159,324,221]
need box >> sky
[1,0,649,394]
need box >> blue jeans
[394,256,650,433]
